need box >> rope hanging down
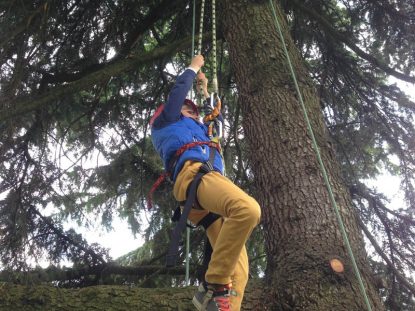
[185,0,198,286]
[185,0,220,285]
[211,0,218,94]
[194,0,222,140]
[197,0,205,56]
[268,1,373,310]
[196,0,218,94]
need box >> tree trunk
[0,282,263,311]
[220,1,384,310]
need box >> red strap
[174,141,220,158]
[147,173,169,209]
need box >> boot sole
[192,296,203,310]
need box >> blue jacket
[151,69,224,180]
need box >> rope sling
[268,1,373,310]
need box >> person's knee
[249,199,261,226]
[231,196,261,227]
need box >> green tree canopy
[0,0,414,309]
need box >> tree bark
[220,1,384,310]
[0,282,263,311]
[0,265,187,284]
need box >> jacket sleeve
[153,69,196,128]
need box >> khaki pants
[174,161,261,311]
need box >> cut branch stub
[329,258,345,273]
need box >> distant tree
[0,0,414,310]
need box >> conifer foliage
[0,0,414,309]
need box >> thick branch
[118,0,183,56]
[0,3,47,49]
[0,264,186,283]
[29,205,106,265]
[39,0,183,84]
[0,36,193,123]
[291,0,415,83]
[0,281,264,310]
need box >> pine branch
[358,218,415,296]
[0,36,194,123]
[38,0,183,85]
[291,0,415,83]
[351,182,415,226]
[0,264,187,284]
[0,3,47,49]
[28,205,106,265]
[118,0,183,57]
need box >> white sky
[64,214,146,260]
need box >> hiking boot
[192,282,231,311]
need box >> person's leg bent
[173,162,260,309]
[197,172,261,285]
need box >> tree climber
[150,54,261,311]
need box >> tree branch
[0,3,47,49]
[0,36,194,123]
[358,217,415,296]
[38,0,183,85]
[28,205,106,265]
[291,0,415,83]
[0,264,186,283]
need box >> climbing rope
[195,0,220,100]
[211,0,218,93]
[197,0,206,55]
[185,0,198,286]
[196,0,206,107]
[193,0,222,140]
[184,0,222,284]
[268,1,373,310]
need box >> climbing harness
[147,141,221,210]
[268,1,372,310]
[147,140,222,268]
[146,139,222,267]
[166,145,221,268]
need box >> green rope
[268,1,373,310]
[187,2,222,283]
[192,0,196,56]
[197,0,206,55]
[211,0,218,93]
[196,0,206,106]
[185,0,198,287]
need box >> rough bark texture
[0,282,262,311]
[220,1,384,310]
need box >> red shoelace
[214,296,230,311]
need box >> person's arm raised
[162,55,205,122]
